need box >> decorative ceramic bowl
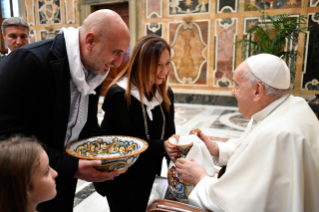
[66,136,148,174]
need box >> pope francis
[174,53,319,212]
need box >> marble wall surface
[22,0,79,42]
[141,0,319,98]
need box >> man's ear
[2,32,6,41]
[253,82,264,102]
[85,33,95,51]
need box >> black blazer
[94,85,175,195]
[0,34,79,189]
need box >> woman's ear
[85,33,95,51]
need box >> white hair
[242,66,291,98]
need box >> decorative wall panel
[302,13,319,90]
[168,0,210,16]
[64,0,76,24]
[22,0,79,44]
[245,0,301,10]
[168,20,209,85]
[38,0,62,25]
[25,0,36,26]
[309,0,319,7]
[146,0,162,18]
[146,23,163,37]
[141,0,319,96]
[216,0,238,13]
[40,29,60,40]
[214,18,237,87]
[29,30,37,43]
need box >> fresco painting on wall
[25,0,36,26]
[64,0,76,24]
[40,29,60,40]
[169,20,208,85]
[169,0,210,16]
[146,0,162,18]
[216,0,238,13]
[302,13,319,90]
[146,23,163,37]
[38,0,61,25]
[214,18,237,87]
[245,0,301,10]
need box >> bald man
[0,10,130,212]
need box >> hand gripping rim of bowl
[66,135,149,174]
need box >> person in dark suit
[0,9,130,212]
[0,17,29,63]
[94,34,176,212]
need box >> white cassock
[189,94,319,212]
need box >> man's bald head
[80,9,129,43]
[79,9,130,75]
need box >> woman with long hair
[0,136,58,212]
[94,34,176,211]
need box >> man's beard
[85,46,103,74]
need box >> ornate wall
[22,0,80,42]
[141,0,319,98]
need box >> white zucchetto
[247,53,290,89]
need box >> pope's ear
[253,82,264,102]
[85,33,95,51]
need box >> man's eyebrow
[113,50,124,52]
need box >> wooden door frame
[79,0,140,54]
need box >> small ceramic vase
[167,136,194,203]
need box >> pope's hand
[164,134,181,160]
[175,158,208,185]
[75,159,119,182]
[199,132,219,157]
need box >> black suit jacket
[0,34,79,209]
[94,85,175,211]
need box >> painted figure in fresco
[0,17,29,63]
[94,34,176,212]
[0,9,130,212]
[0,136,58,212]
[173,53,319,212]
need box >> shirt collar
[252,94,290,122]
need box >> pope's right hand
[198,132,219,157]
[74,159,119,182]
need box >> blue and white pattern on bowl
[66,136,148,173]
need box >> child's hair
[0,136,42,212]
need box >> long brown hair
[0,136,42,212]
[107,34,172,111]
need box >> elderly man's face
[84,35,130,75]
[2,25,29,51]
[232,61,255,118]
